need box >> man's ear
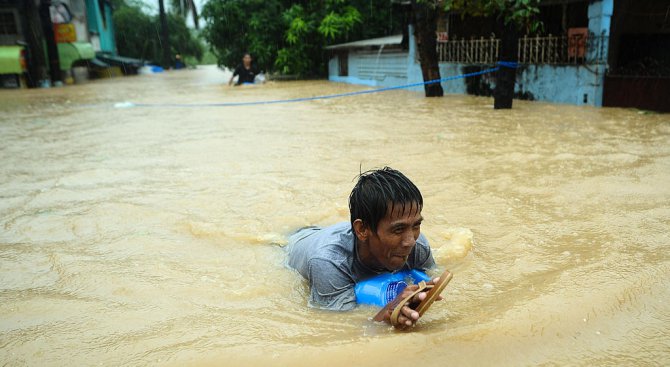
[352,219,369,242]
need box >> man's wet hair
[349,167,423,233]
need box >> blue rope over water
[121,61,517,109]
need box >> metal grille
[518,34,608,65]
[437,37,500,64]
[437,34,609,65]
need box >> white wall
[329,50,409,87]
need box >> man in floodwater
[286,167,440,328]
[228,53,258,86]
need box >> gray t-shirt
[285,222,435,311]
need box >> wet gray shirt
[285,222,435,311]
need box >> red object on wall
[54,23,76,43]
[19,49,27,71]
[568,27,588,58]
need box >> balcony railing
[437,34,609,65]
[437,37,500,64]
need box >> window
[70,0,85,14]
[0,11,18,36]
[50,2,73,24]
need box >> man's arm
[307,258,357,311]
[229,67,239,86]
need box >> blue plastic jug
[355,269,432,307]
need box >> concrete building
[85,0,116,55]
[327,0,667,111]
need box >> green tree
[201,0,400,76]
[170,0,200,29]
[113,1,203,65]
[167,13,204,61]
[276,2,362,76]
[113,4,159,61]
[201,0,284,72]
[443,0,542,33]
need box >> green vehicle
[0,44,27,88]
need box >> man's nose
[401,232,415,247]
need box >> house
[0,0,141,88]
[0,0,97,87]
[85,0,115,55]
[327,35,409,87]
[602,0,670,111]
[327,0,668,111]
[86,0,143,76]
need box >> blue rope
[497,61,519,69]
[124,61,517,108]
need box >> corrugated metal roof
[325,35,403,50]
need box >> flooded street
[1,66,669,366]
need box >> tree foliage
[112,0,203,64]
[443,0,543,33]
[201,0,284,73]
[170,0,200,29]
[202,0,400,76]
[274,2,361,75]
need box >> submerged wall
[435,62,608,106]
[328,44,606,106]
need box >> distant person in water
[174,54,185,70]
[286,167,442,329]
[229,53,258,86]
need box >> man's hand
[373,277,443,330]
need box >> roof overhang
[325,35,403,51]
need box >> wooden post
[21,0,49,87]
[38,0,61,84]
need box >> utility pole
[158,0,172,68]
[22,0,49,87]
[493,23,518,109]
[38,0,62,85]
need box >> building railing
[437,37,500,64]
[437,34,609,65]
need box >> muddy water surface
[1,66,669,366]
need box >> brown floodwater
[1,66,669,366]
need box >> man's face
[367,202,423,271]
[243,55,252,66]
